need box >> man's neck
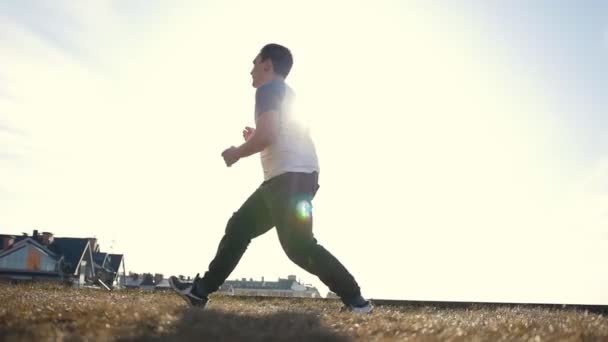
[261,75,285,86]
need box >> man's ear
[263,59,273,73]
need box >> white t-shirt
[255,79,319,181]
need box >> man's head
[250,43,293,88]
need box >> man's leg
[194,186,274,296]
[265,172,363,304]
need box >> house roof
[139,275,155,286]
[49,238,90,274]
[155,278,170,288]
[125,276,143,287]
[107,254,123,273]
[93,252,108,268]
[0,237,57,259]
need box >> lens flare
[295,200,312,221]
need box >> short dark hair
[259,43,293,78]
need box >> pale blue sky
[454,1,607,162]
[1,1,606,304]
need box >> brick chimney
[32,230,39,239]
[2,236,15,249]
[41,232,54,245]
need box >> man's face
[250,54,271,88]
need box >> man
[169,43,372,313]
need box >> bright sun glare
[2,0,605,304]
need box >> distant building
[124,272,143,288]
[122,273,321,297]
[218,275,321,298]
[124,272,170,291]
[138,273,156,291]
[0,230,125,288]
[154,277,171,291]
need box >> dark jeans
[195,171,362,303]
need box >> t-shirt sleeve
[255,83,282,119]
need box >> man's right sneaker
[169,274,209,308]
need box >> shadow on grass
[123,308,351,342]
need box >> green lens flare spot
[295,200,312,220]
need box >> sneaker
[340,296,373,314]
[169,274,209,308]
[341,301,373,314]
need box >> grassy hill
[1,283,606,341]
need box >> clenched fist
[221,146,241,167]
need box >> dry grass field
[1,283,607,341]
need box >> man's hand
[221,146,241,167]
[223,114,274,168]
[243,126,255,141]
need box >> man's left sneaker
[340,295,373,314]
[169,274,209,308]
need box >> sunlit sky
[1,0,607,304]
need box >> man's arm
[220,110,277,167]
[235,110,277,158]
[221,82,281,167]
